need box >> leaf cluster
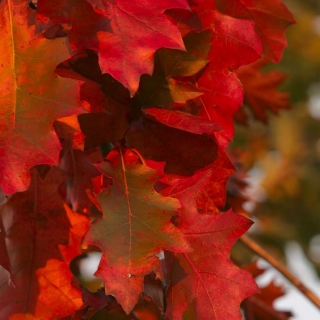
[0,0,295,319]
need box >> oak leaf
[161,172,258,319]
[54,115,85,150]
[166,211,258,319]
[144,108,221,135]
[38,0,190,95]
[0,167,89,320]
[126,114,219,176]
[235,58,291,124]
[216,0,295,62]
[84,148,189,313]
[0,0,81,194]
[59,149,100,214]
[242,262,293,320]
[193,4,262,71]
[134,30,212,106]
[86,0,190,95]
[159,148,234,215]
[197,69,244,147]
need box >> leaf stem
[240,234,320,310]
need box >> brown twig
[240,234,320,310]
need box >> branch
[240,234,320,310]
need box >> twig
[240,234,320,310]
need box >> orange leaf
[0,0,82,194]
[0,168,89,319]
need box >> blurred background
[230,0,320,318]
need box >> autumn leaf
[178,1,263,146]
[84,148,189,313]
[0,0,82,195]
[126,114,219,176]
[193,4,262,71]
[164,211,258,319]
[86,0,190,95]
[159,148,235,215]
[54,115,85,150]
[162,173,258,319]
[242,262,293,320]
[216,0,295,62]
[38,0,190,95]
[156,163,258,318]
[0,216,11,275]
[55,51,130,148]
[144,108,221,135]
[0,167,89,320]
[134,30,212,107]
[235,58,291,124]
[197,69,244,147]
[59,149,100,214]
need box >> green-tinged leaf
[0,0,82,195]
[84,148,189,314]
[135,30,213,106]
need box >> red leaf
[134,30,212,107]
[159,164,258,318]
[216,0,295,62]
[144,108,221,135]
[38,0,190,95]
[54,115,85,150]
[0,167,89,319]
[0,214,11,275]
[0,0,82,195]
[84,148,189,313]
[177,1,262,147]
[167,211,258,319]
[160,148,234,215]
[86,0,190,94]
[192,3,262,70]
[242,263,293,320]
[235,58,291,124]
[197,69,244,147]
[126,114,219,176]
[59,149,101,214]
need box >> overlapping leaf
[216,0,296,62]
[59,149,100,214]
[160,174,258,319]
[38,0,190,95]
[55,51,130,148]
[180,1,263,146]
[54,115,85,150]
[242,262,293,320]
[0,168,89,319]
[191,2,262,71]
[86,0,191,95]
[84,148,189,313]
[134,30,212,106]
[197,69,244,147]
[144,108,221,135]
[235,58,291,124]
[159,148,234,215]
[0,0,81,194]
[166,212,258,319]
[126,114,219,176]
